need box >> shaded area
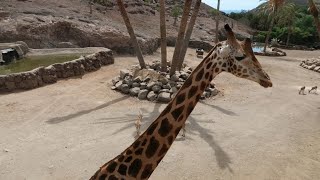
[201,101,238,116]
[46,96,129,124]
[97,102,233,171]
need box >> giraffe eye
[235,55,246,61]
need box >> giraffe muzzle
[259,79,273,88]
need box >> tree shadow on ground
[46,96,129,124]
[200,101,238,116]
[99,102,233,172]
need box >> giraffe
[90,24,272,180]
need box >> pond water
[0,54,84,75]
[252,43,264,53]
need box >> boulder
[138,89,149,100]
[157,92,171,103]
[120,69,131,79]
[140,82,147,89]
[129,87,140,96]
[147,82,156,90]
[132,82,140,88]
[147,91,157,101]
[120,84,130,94]
[115,81,123,90]
[152,85,161,93]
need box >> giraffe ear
[242,38,254,55]
[224,24,237,47]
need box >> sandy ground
[0,48,319,180]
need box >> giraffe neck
[90,46,222,180]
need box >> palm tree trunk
[89,0,93,14]
[308,0,320,40]
[116,0,146,69]
[177,0,202,71]
[286,25,292,47]
[170,0,192,76]
[263,15,275,52]
[215,0,221,43]
[159,0,167,72]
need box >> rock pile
[254,47,286,56]
[0,50,114,92]
[300,58,320,73]
[111,61,219,103]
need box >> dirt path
[0,48,319,180]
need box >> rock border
[300,58,320,73]
[111,61,219,103]
[0,50,114,92]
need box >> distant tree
[171,4,182,26]
[117,0,146,69]
[89,0,93,14]
[307,0,320,39]
[159,0,167,72]
[277,3,296,46]
[260,0,286,52]
[215,0,221,43]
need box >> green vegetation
[228,5,319,47]
[171,4,182,26]
[0,54,82,75]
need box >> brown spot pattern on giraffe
[188,86,198,98]
[176,93,186,105]
[195,69,204,81]
[141,164,154,179]
[158,118,173,137]
[128,159,142,177]
[108,175,118,180]
[117,164,127,176]
[135,148,143,155]
[147,122,158,135]
[171,105,185,120]
[158,144,168,157]
[145,137,160,158]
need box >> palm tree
[89,0,93,14]
[159,0,167,72]
[277,3,296,47]
[215,0,221,43]
[307,0,320,39]
[170,0,192,76]
[172,4,182,26]
[261,0,286,52]
[116,0,146,69]
[177,0,202,70]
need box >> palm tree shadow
[46,96,129,124]
[103,103,164,136]
[103,102,233,172]
[188,115,233,173]
[200,101,238,116]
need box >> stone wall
[0,50,114,92]
[300,58,320,73]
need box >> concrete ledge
[0,49,114,92]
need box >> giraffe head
[216,24,272,88]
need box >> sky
[202,0,263,11]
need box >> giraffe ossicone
[89,24,272,180]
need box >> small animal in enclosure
[299,86,305,95]
[309,86,317,94]
[196,48,204,58]
[134,111,143,137]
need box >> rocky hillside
[0,0,253,54]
